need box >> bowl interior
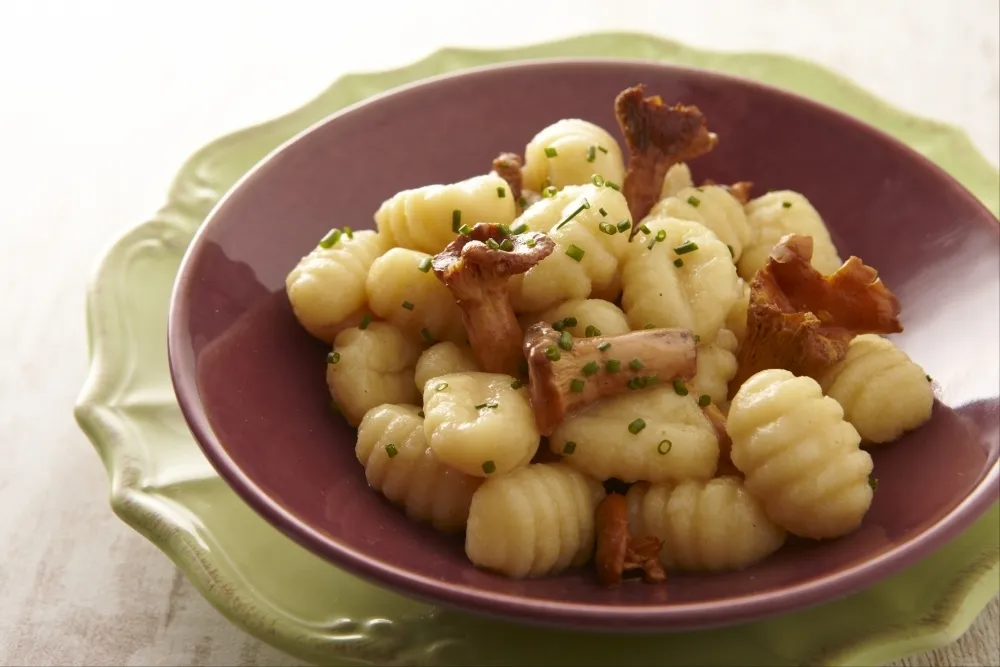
[168,60,1000,630]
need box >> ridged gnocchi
[327,322,423,426]
[626,477,786,571]
[422,372,540,477]
[819,334,934,444]
[286,229,387,343]
[621,216,742,340]
[365,247,466,344]
[520,298,631,338]
[521,119,625,192]
[465,463,606,578]
[375,174,517,254]
[649,185,751,261]
[414,342,479,391]
[727,369,874,540]
[356,404,482,532]
[739,191,842,280]
[508,184,633,312]
[549,386,719,483]
[692,329,738,408]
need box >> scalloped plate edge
[75,30,1000,667]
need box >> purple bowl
[167,59,1000,631]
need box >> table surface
[1,1,998,665]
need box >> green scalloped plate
[75,32,999,667]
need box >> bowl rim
[167,56,1000,631]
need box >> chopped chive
[525,237,537,247]
[326,351,340,364]
[673,379,689,396]
[585,325,601,337]
[583,361,600,376]
[421,328,436,343]
[629,358,644,371]
[482,460,497,474]
[628,418,646,434]
[497,186,506,198]
[641,224,651,234]
[343,227,354,239]
[500,223,511,235]
[401,300,415,310]
[417,410,425,418]
[563,317,578,327]
[558,331,573,351]
[617,220,631,233]
[598,342,611,352]
[782,201,793,209]
[359,314,372,330]
[553,319,566,331]
[545,345,561,361]
[698,394,712,407]
[385,443,399,458]
[868,475,879,491]
[458,223,473,235]
[648,238,656,250]
[591,174,605,187]
[627,377,644,390]
[475,401,499,410]
[644,324,656,329]
[643,375,660,386]
[486,238,500,250]
[597,145,609,154]
[570,378,586,393]
[693,334,701,343]
[587,145,597,162]
[606,359,621,373]
[418,257,433,272]
[598,207,608,217]
[566,244,586,262]
[599,222,617,235]
[674,240,699,255]
[727,244,735,258]
[687,195,701,208]
[655,229,666,243]
[500,238,514,252]
[542,186,558,198]
[563,441,577,455]
[605,181,620,191]
[511,379,523,389]
[555,199,592,230]
[510,221,527,234]
[319,228,342,248]
[435,382,449,391]
[518,196,527,207]
[545,146,558,158]
[674,258,684,267]
[657,440,672,455]
[452,209,462,233]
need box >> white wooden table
[0,1,997,664]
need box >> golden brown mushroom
[729,234,903,394]
[614,84,719,237]
[701,403,740,477]
[491,152,524,202]
[595,493,666,587]
[523,323,698,436]
[433,223,555,376]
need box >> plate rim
[75,29,1000,666]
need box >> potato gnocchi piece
[727,369,873,540]
[414,342,479,391]
[649,185,752,261]
[659,162,694,199]
[626,476,786,571]
[374,174,517,254]
[549,386,719,483]
[423,372,540,477]
[356,404,482,532]
[819,334,934,444]
[285,230,387,343]
[692,329,738,408]
[621,216,742,340]
[726,279,751,347]
[327,322,422,426]
[508,184,633,312]
[465,463,606,578]
[521,119,626,192]
[520,298,631,339]
[365,247,466,344]
[739,191,842,280]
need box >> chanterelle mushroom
[729,233,903,394]
[595,493,666,587]
[523,323,697,436]
[614,84,719,237]
[433,223,555,376]
[702,403,740,477]
[491,152,524,202]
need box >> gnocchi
[659,162,694,199]
[819,334,934,444]
[414,342,479,391]
[465,463,606,578]
[522,119,625,192]
[356,404,482,532]
[520,298,631,339]
[692,329,738,408]
[626,477,786,571]
[727,369,874,539]
[649,185,751,261]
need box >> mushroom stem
[595,493,666,587]
[491,152,524,202]
[702,403,740,476]
[524,323,698,436]
[433,223,555,376]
